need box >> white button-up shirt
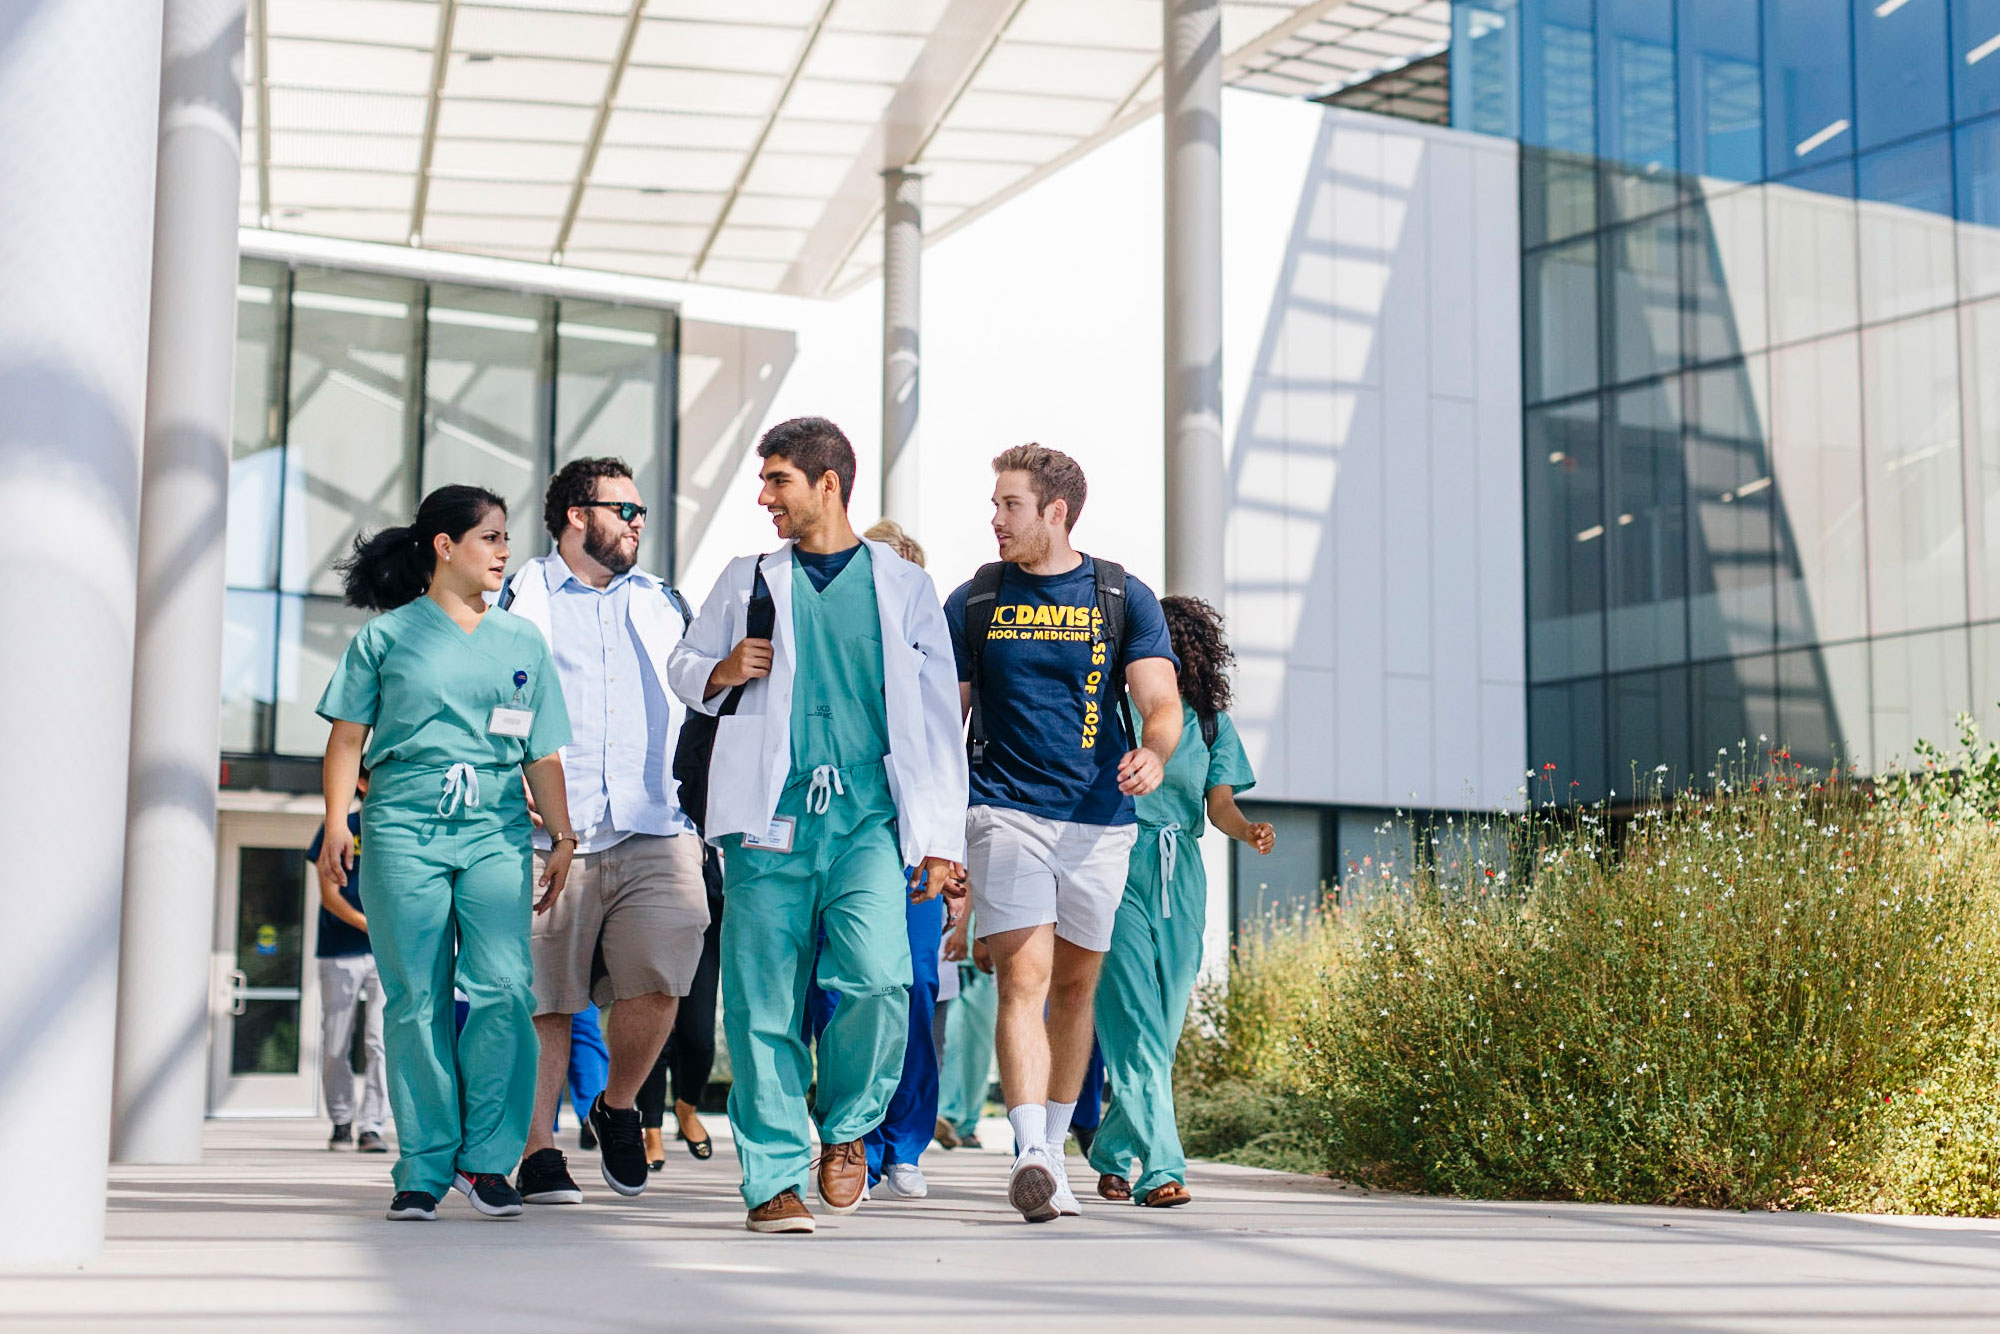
[542,555,692,853]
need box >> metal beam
[814,0,1027,296]
[688,0,838,280]
[408,0,459,246]
[824,0,1357,297]
[552,0,650,263]
[251,0,272,226]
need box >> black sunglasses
[578,501,647,522]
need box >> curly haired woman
[1087,596,1274,1208]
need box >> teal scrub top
[316,597,572,770]
[788,545,890,774]
[1134,703,1254,834]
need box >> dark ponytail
[337,484,507,611]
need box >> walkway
[4,1120,1999,1331]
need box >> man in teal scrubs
[667,418,968,1235]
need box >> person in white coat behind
[666,417,968,1234]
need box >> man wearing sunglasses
[497,457,709,1207]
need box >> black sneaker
[453,1171,524,1218]
[589,1093,648,1197]
[329,1122,353,1150]
[579,1120,598,1152]
[517,1147,584,1205]
[356,1130,387,1154]
[386,1190,436,1221]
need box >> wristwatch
[549,830,579,848]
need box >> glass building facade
[222,258,678,790]
[1452,0,2000,799]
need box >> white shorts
[965,805,1139,953]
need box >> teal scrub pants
[721,760,911,1208]
[1089,824,1207,1196]
[359,762,538,1197]
[939,965,997,1137]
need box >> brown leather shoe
[815,1139,868,1215]
[1097,1173,1132,1201]
[746,1188,816,1234]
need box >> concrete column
[881,167,922,523]
[1163,0,1225,604]
[112,0,247,1165]
[0,0,166,1265]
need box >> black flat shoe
[678,1128,714,1161]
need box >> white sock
[1044,1099,1077,1154]
[1007,1103,1047,1156]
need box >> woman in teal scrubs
[316,485,577,1223]
[1088,596,1275,1208]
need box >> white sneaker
[879,1162,929,1199]
[1008,1145,1060,1223]
[1047,1150,1082,1216]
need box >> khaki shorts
[531,832,710,1014]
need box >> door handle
[229,968,248,1017]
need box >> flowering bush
[1180,728,2000,1213]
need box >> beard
[583,516,636,575]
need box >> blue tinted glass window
[1859,131,1955,216]
[1766,0,1854,171]
[1854,0,1950,151]
[1530,678,1609,802]
[1600,0,1677,172]
[1957,0,2000,119]
[1527,397,1607,681]
[1961,114,2000,223]
[1453,1,1523,136]
[1526,0,1598,153]
[1678,0,1763,180]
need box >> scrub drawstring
[1157,823,1181,919]
[806,764,845,815]
[438,762,481,818]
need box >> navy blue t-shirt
[793,544,860,592]
[305,813,370,958]
[945,557,1178,826]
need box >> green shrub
[1180,731,2000,1213]
[1174,911,1343,1175]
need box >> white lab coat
[500,553,691,817]
[666,538,969,866]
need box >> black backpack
[672,558,774,834]
[963,556,1134,768]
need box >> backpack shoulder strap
[963,562,1008,767]
[1199,711,1218,749]
[663,584,693,628]
[1089,557,1135,749]
[497,572,517,611]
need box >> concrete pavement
[4,1119,1998,1331]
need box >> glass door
[210,812,324,1115]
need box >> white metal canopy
[244,0,1450,295]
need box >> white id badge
[742,816,795,853]
[487,706,534,738]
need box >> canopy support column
[1163,0,1225,603]
[881,167,922,523]
[112,0,248,1166]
